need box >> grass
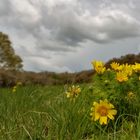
[0,85,64,139]
[0,84,139,140]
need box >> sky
[0,0,140,72]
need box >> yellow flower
[65,85,81,99]
[123,64,133,76]
[116,71,128,82]
[17,82,22,86]
[12,86,17,93]
[66,92,71,98]
[104,80,109,83]
[110,62,120,71]
[90,99,117,125]
[126,92,136,100]
[91,60,106,74]
[132,63,140,72]
[107,68,111,71]
[118,64,126,71]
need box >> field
[0,61,140,140]
[0,83,139,140]
[0,85,66,140]
[0,84,94,140]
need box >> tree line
[0,31,140,87]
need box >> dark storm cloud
[2,0,140,47]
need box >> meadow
[0,61,140,140]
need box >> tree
[0,32,23,70]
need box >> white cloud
[39,3,140,45]
[23,56,72,72]
[10,0,41,24]
[0,0,140,72]
[92,9,140,40]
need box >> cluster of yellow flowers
[12,82,22,93]
[92,60,140,82]
[65,85,81,99]
[65,85,117,125]
[111,62,140,82]
[65,60,140,125]
[90,60,140,125]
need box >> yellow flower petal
[100,116,107,125]
[107,113,114,120]
[93,102,98,106]
[94,112,100,121]
[109,103,114,108]
[109,110,117,115]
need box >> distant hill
[105,53,140,68]
[0,53,140,87]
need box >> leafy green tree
[0,32,23,70]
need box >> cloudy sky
[0,0,140,72]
